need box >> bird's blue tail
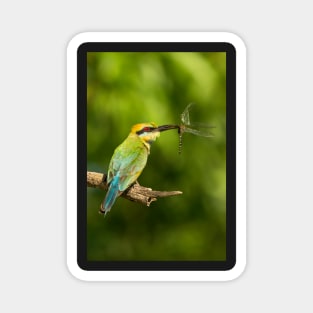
[101,175,120,215]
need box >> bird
[100,122,178,215]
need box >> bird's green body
[101,123,158,215]
[107,132,149,192]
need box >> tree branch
[87,171,182,208]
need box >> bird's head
[131,122,179,146]
[131,122,160,145]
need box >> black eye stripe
[136,127,154,135]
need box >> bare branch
[87,171,183,208]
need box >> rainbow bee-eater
[100,122,178,215]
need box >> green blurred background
[87,51,226,261]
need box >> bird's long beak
[156,124,180,132]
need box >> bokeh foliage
[87,51,226,261]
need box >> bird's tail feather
[101,175,120,215]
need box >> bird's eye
[136,126,155,135]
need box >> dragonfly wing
[179,103,214,138]
[189,121,216,128]
[180,103,194,125]
[183,127,214,137]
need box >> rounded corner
[66,258,90,282]
[66,32,92,54]
[221,32,247,55]
[225,258,247,281]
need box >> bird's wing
[107,136,148,191]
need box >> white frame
[67,32,246,281]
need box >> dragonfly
[156,104,214,154]
[178,103,215,154]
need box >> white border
[67,32,246,281]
